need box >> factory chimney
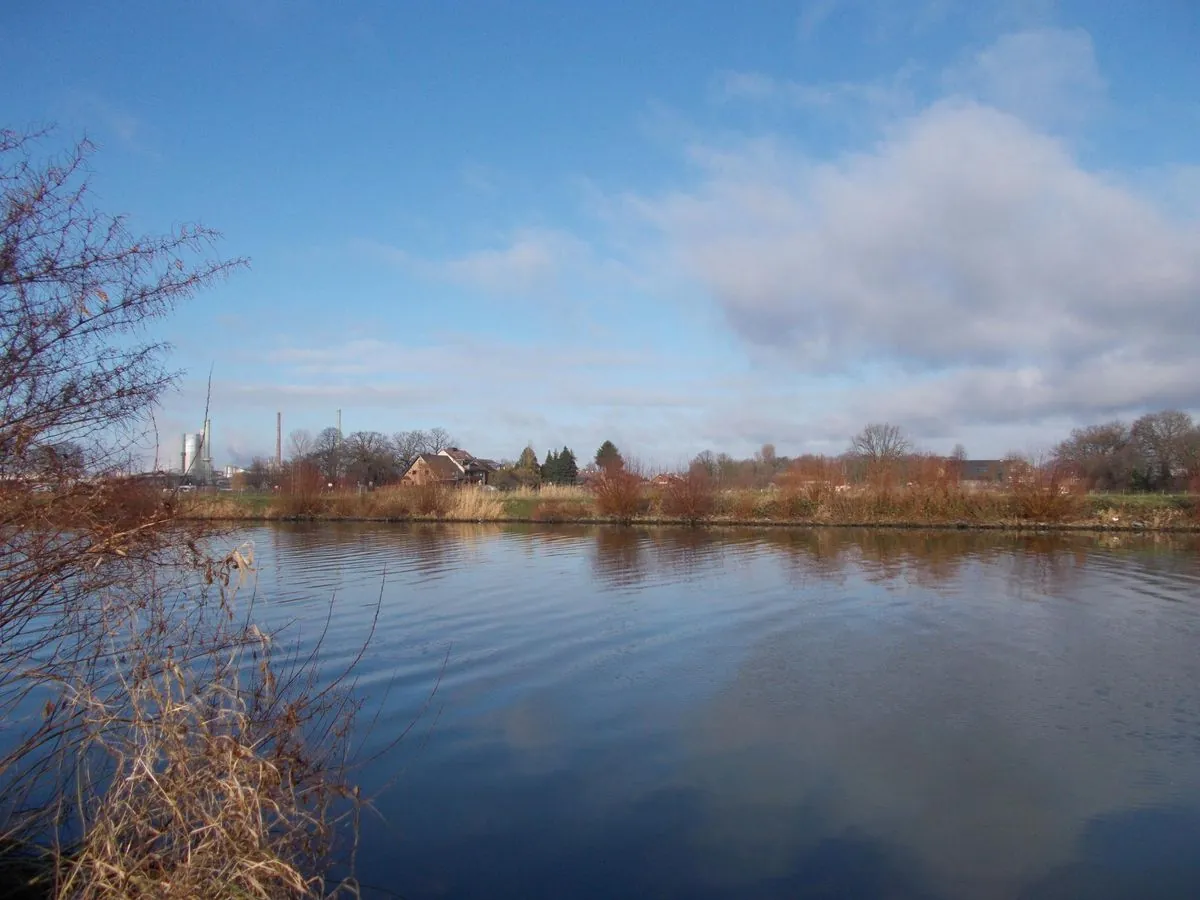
[336,409,342,442]
[276,411,282,469]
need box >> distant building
[959,460,1010,489]
[400,448,498,486]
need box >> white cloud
[711,69,916,118]
[944,28,1105,127]
[359,228,592,295]
[622,36,1200,436]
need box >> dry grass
[0,541,365,900]
[530,498,591,522]
[60,658,335,897]
[445,487,505,520]
[509,484,591,502]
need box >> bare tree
[391,429,428,464]
[426,426,454,453]
[343,430,399,486]
[1054,421,1137,491]
[286,427,314,461]
[1131,410,1196,490]
[311,426,344,483]
[849,423,912,463]
[690,450,717,478]
[0,127,250,853]
[1,129,243,473]
[0,129,382,899]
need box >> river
[233,523,1200,899]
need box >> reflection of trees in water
[498,523,592,556]
[591,528,649,589]
[644,528,735,583]
[752,528,1200,594]
[262,524,1200,601]
[268,521,496,580]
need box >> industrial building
[179,419,214,482]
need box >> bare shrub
[777,456,848,507]
[412,481,448,517]
[1,131,369,898]
[721,490,761,520]
[592,469,645,521]
[660,471,715,523]
[279,461,325,517]
[775,491,816,520]
[1007,458,1086,523]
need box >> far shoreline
[179,512,1200,534]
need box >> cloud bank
[621,29,1200,438]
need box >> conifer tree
[595,440,623,472]
[541,449,560,483]
[559,446,578,484]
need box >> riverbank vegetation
[1,129,364,898]
[217,409,1200,533]
[179,476,1199,530]
[181,425,1200,530]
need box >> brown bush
[275,490,328,518]
[412,480,448,516]
[1007,460,1085,523]
[777,456,848,506]
[775,491,817,520]
[592,470,646,521]
[720,490,761,520]
[660,471,715,522]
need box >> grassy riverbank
[178,484,1200,531]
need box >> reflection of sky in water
[239,525,1200,899]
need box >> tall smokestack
[336,409,342,442]
[202,419,212,461]
[276,411,282,468]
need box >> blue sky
[3,1,1198,468]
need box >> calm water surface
[237,524,1200,899]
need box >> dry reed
[445,487,504,521]
[4,544,365,900]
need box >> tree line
[237,411,1200,494]
[240,429,621,491]
[1052,409,1200,492]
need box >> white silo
[183,432,202,476]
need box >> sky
[3,0,1199,469]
